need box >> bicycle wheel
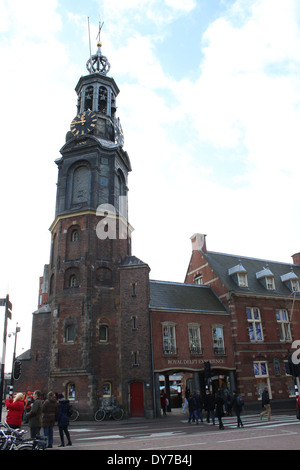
[69,408,79,421]
[18,444,33,450]
[94,409,106,422]
[112,407,124,421]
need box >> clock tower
[23,30,154,418]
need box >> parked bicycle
[94,396,124,422]
[69,407,80,421]
[0,422,47,450]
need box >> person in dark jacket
[188,393,198,424]
[204,390,215,425]
[215,390,225,430]
[42,391,58,448]
[57,394,72,447]
[260,387,271,421]
[232,390,244,428]
[26,390,43,438]
[194,391,203,422]
[5,393,25,429]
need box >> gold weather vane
[86,16,110,75]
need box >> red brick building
[15,40,300,418]
[185,233,300,406]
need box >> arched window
[69,275,77,288]
[98,86,107,113]
[72,166,89,205]
[102,382,111,397]
[67,383,76,401]
[71,230,79,242]
[66,325,75,342]
[84,86,93,110]
[99,325,109,343]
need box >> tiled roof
[149,280,228,313]
[202,251,300,297]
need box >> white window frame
[276,309,291,342]
[162,322,177,355]
[266,276,275,290]
[188,324,202,355]
[212,325,225,355]
[246,307,264,342]
[238,272,248,287]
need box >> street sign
[0,299,5,306]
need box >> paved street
[46,410,300,451]
[2,407,299,453]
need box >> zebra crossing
[205,413,297,429]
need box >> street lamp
[9,323,21,385]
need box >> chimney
[190,233,207,253]
[292,252,300,265]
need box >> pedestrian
[160,389,167,416]
[204,390,215,425]
[182,387,190,414]
[260,387,271,421]
[42,391,58,448]
[5,393,25,429]
[224,390,232,416]
[215,390,225,430]
[26,390,43,438]
[57,393,72,447]
[296,395,300,420]
[188,393,198,424]
[232,390,244,428]
[194,390,203,422]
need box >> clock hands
[72,118,86,125]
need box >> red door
[130,382,144,417]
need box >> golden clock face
[70,110,97,136]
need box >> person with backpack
[57,393,72,447]
[232,390,244,428]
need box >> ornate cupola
[54,23,131,222]
[69,29,124,146]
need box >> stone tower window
[72,166,89,205]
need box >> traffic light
[204,361,211,379]
[13,360,22,380]
[287,354,300,377]
[7,385,13,396]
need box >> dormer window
[291,279,300,293]
[266,276,275,290]
[256,266,275,290]
[281,269,299,294]
[237,272,248,287]
[228,262,248,287]
[194,274,203,285]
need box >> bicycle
[94,396,124,422]
[0,422,47,450]
[69,407,80,421]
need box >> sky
[1,0,300,366]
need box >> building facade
[15,40,300,417]
[185,233,300,405]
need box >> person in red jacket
[5,393,25,429]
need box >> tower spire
[86,18,110,75]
